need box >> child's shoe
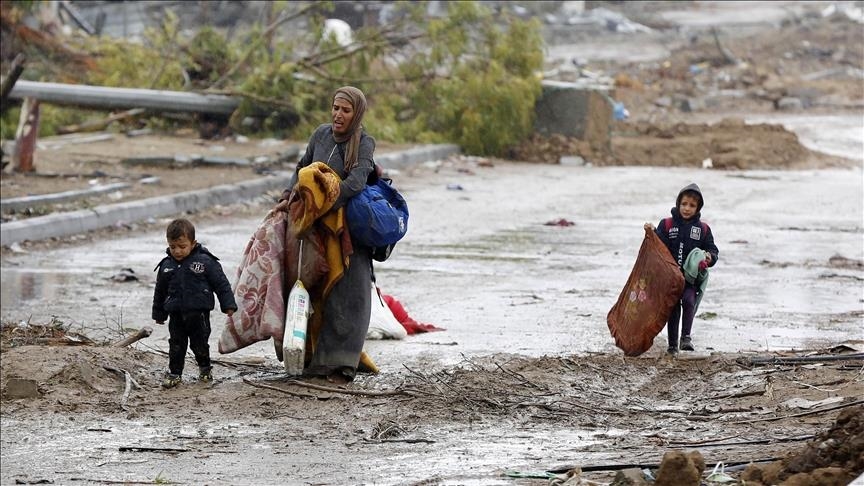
[162,373,182,388]
[198,368,213,383]
[680,336,695,351]
[666,346,679,356]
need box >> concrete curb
[1,182,132,213]
[375,144,460,172]
[1,144,460,246]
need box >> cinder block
[534,80,613,152]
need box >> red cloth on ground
[381,294,444,334]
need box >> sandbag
[607,228,685,356]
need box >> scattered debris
[545,218,575,227]
[111,326,153,348]
[109,268,138,282]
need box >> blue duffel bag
[346,178,408,261]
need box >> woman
[274,86,376,384]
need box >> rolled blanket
[218,210,289,354]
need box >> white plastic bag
[283,240,311,375]
[366,284,407,340]
[283,279,310,375]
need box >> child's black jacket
[654,207,719,269]
[152,244,237,322]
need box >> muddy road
[3,160,863,361]
[2,0,864,483]
[2,156,863,485]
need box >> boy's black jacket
[654,206,720,269]
[152,244,237,322]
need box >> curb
[1,182,132,213]
[0,144,460,246]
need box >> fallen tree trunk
[8,80,240,115]
[0,53,27,114]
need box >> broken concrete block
[654,96,672,108]
[777,97,804,111]
[559,155,586,166]
[676,97,705,112]
[534,80,613,153]
[4,378,40,399]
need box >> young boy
[644,183,719,355]
[152,218,237,388]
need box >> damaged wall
[534,80,613,153]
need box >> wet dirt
[2,157,863,485]
[0,133,411,221]
[741,406,864,486]
[2,339,863,486]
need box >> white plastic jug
[283,240,311,375]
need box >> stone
[533,80,613,153]
[611,467,649,485]
[4,378,40,399]
[777,97,804,111]
[654,450,704,486]
[559,155,586,166]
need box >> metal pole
[8,80,240,115]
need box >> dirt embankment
[514,6,863,169]
[607,118,851,170]
[511,117,853,169]
[2,322,862,485]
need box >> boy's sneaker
[162,374,182,389]
[198,369,213,383]
[680,336,695,351]
[667,346,679,356]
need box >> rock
[654,96,672,108]
[677,97,705,112]
[4,377,40,399]
[611,467,649,485]
[785,87,823,108]
[762,75,786,92]
[783,467,852,486]
[654,450,704,486]
[777,97,804,111]
[560,156,586,166]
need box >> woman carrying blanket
[274,86,377,384]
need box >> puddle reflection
[0,270,75,309]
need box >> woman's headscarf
[332,86,367,172]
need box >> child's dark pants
[667,284,699,348]
[168,311,212,376]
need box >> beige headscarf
[332,86,367,173]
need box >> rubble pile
[741,405,864,486]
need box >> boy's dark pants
[667,284,699,348]
[168,312,212,376]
